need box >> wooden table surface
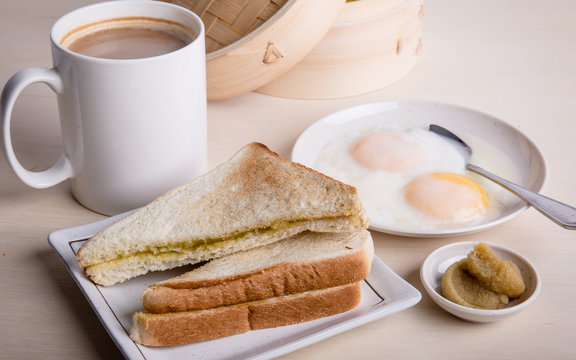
[1,0,575,359]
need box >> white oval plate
[292,101,547,237]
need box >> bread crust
[130,282,362,346]
[142,231,373,313]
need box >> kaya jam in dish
[441,243,525,309]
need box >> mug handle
[1,67,73,188]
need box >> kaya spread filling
[441,243,526,309]
[86,215,363,268]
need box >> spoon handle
[467,164,576,230]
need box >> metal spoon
[429,124,576,230]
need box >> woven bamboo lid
[161,0,346,99]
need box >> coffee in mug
[62,17,194,60]
[0,1,207,215]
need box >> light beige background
[1,0,575,359]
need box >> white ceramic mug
[0,1,207,215]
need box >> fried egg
[315,126,510,232]
[405,172,489,222]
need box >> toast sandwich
[76,143,368,285]
[130,230,373,346]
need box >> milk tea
[62,17,194,59]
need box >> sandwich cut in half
[131,282,363,347]
[141,229,374,313]
[77,143,368,286]
[130,229,374,346]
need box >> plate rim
[48,214,421,360]
[291,100,548,237]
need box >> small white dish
[292,101,547,237]
[420,241,541,323]
[48,213,421,360]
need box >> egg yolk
[405,172,489,222]
[350,131,430,173]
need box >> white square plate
[49,213,421,360]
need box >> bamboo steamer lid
[160,0,346,99]
[256,0,424,99]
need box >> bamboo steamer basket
[256,0,424,99]
[160,0,346,99]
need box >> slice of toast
[77,143,368,286]
[142,230,373,313]
[130,282,363,346]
